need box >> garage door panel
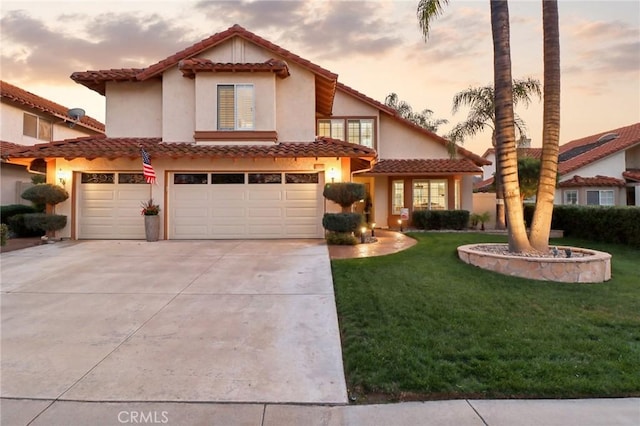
[175,224,209,235]
[286,207,317,218]
[213,189,246,201]
[174,208,209,218]
[248,190,282,201]
[248,207,282,218]
[83,190,116,201]
[212,207,245,217]
[285,189,317,200]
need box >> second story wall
[163,68,195,142]
[626,144,640,169]
[0,102,101,145]
[378,114,450,160]
[560,151,626,181]
[106,80,162,138]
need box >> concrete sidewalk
[2,397,638,425]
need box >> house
[475,122,640,207]
[3,24,488,240]
[0,81,105,205]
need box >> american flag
[140,148,157,184]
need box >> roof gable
[336,82,489,167]
[71,25,338,115]
[1,80,105,133]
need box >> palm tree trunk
[491,0,532,253]
[530,0,561,252]
[492,132,506,229]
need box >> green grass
[331,232,640,401]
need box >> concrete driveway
[0,240,347,404]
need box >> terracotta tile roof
[71,25,337,115]
[178,58,290,79]
[335,82,490,167]
[364,159,482,175]
[1,80,105,133]
[69,69,144,96]
[558,123,640,175]
[623,169,640,182]
[558,175,626,188]
[474,176,494,192]
[2,136,375,161]
[1,140,27,155]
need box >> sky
[1,0,639,155]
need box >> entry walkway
[328,229,416,259]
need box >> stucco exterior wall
[372,176,389,227]
[275,62,316,142]
[162,68,195,142]
[332,90,379,116]
[106,80,162,137]
[377,114,450,159]
[560,151,626,182]
[0,163,34,205]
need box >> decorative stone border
[457,244,612,283]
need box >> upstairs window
[318,117,375,148]
[217,84,254,130]
[564,190,578,205]
[23,113,52,141]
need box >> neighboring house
[3,24,488,240]
[0,80,105,205]
[475,122,640,207]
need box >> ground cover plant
[331,232,640,402]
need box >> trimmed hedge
[21,183,69,209]
[412,210,470,230]
[322,213,364,233]
[22,213,67,232]
[1,223,8,246]
[524,204,640,248]
[1,204,39,224]
[325,232,358,245]
[7,214,45,237]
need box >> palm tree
[490,0,532,252]
[529,0,561,252]
[447,78,541,229]
[385,93,448,133]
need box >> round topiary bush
[21,184,69,209]
[323,183,366,212]
[22,213,67,232]
[322,213,363,233]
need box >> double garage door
[78,171,322,240]
[168,172,322,239]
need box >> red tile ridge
[559,175,626,187]
[137,25,337,82]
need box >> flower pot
[144,215,160,242]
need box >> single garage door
[77,172,150,239]
[168,172,322,239]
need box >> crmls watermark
[117,411,169,424]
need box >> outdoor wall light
[360,226,367,244]
[57,169,70,186]
[327,167,338,183]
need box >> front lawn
[331,232,640,402]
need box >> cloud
[565,19,640,75]
[0,9,193,84]
[194,0,403,59]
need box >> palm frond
[417,0,450,40]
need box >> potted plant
[141,199,160,242]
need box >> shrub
[412,210,470,230]
[526,204,640,248]
[1,223,8,246]
[1,204,38,224]
[7,214,45,237]
[322,213,363,233]
[323,183,366,211]
[325,232,358,245]
[22,213,67,232]
[21,183,69,208]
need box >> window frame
[217,84,255,131]
[23,113,52,141]
[412,179,447,211]
[317,116,376,149]
[392,180,404,215]
[586,189,614,206]
[564,189,578,205]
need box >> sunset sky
[1,0,638,155]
